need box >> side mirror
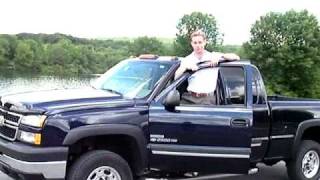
[163,89,180,108]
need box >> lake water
[0,75,98,96]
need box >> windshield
[92,60,172,98]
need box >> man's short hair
[190,30,206,40]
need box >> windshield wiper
[102,88,123,96]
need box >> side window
[220,67,245,105]
[252,67,267,104]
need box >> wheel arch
[63,124,148,175]
[293,119,320,156]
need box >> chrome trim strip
[252,137,268,141]
[271,134,295,139]
[251,143,262,147]
[152,150,249,158]
[271,106,320,110]
[4,123,17,130]
[149,106,164,110]
[270,101,320,104]
[5,120,19,126]
[0,154,66,179]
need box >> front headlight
[18,131,41,145]
[20,115,46,128]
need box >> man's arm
[209,52,240,66]
[174,52,240,80]
[174,65,187,80]
[221,53,240,61]
[174,60,198,80]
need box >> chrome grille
[0,109,21,141]
[3,113,20,124]
[0,125,16,139]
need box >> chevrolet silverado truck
[0,55,320,180]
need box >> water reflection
[0,75,96,96]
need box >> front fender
[63,124,148,174]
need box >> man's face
[191,35,207,54]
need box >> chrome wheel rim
[87,166,121,180]
[302,150,320,178]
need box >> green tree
[0,34,170,76]
[174,12,222,56]
[13,40,40,72]
[244,10,320,97]
[100,47,129,70]
[220,45,249,60]
[0,38,10,68]
[44,39,73,75]
[27,39,44,73]
[130,36,165,56]
[0,35,18,71]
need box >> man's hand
[207,53,240,67]
[208,57,220,67]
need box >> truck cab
[148,60,268,174]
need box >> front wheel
[287,140,320,180]
[67,150,133,180]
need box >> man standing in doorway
[175,30,240,105]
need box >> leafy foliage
[130,36,165,56]
[174,12,222,56]
[244,10,320,97]
[0,34,170,76]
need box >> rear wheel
[287,140,320,180]
[67,150,133,180]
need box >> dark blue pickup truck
[0,55,320,180]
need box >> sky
[1,0,320,45]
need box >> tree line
[0,10,320,98]
[0,34,172,76]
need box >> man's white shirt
[182,50,223,94]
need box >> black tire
[67,150,133,180]
[287,140,320,180]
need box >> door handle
[231,118,249,127]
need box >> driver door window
[176,67,245,106]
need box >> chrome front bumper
[0,153,66,179]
